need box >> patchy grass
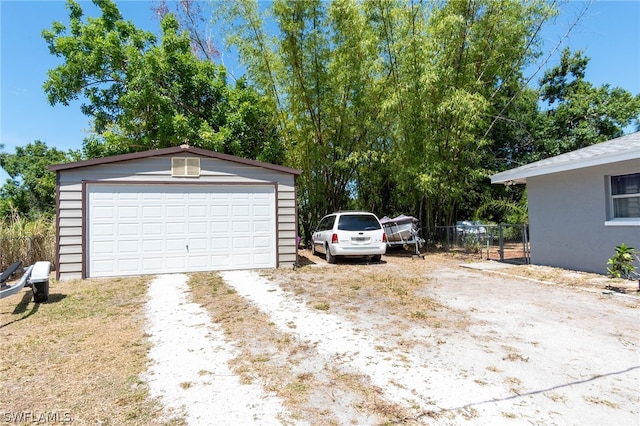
[264,252,468,333]
[1,250,635,424]
[187,271,422,424]
[584,396,619,408]
[187,272,331,422]
[0,276,161,425]
[510,264,639,293]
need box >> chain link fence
[0,235,56,272]
[433,223,530,265]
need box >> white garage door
[88,184,276,277]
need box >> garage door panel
[166,192,188,201]
[89,184,276,277]
[233,237,250,249]
[254,236,270,248]
[117,223,139,237]
[165,238,186,252]
[253,205,271,217]
[142,223,162,235]
[142,192,162,201]
[189,222,208,233]
[143,206,163,219]
[118,258,141,273]
[93,259,115,274]
[117,192,139,201]
[231,253,250,266]
[211,206,229,217]
[117,206,139,219]
[166,205,185,219]
[253,253,272,267]
[210,220,229,232]
[233,205,250,216]
[211,237,230,249]
[93,223,114,236]
[233,221,250,233]
[188,205,207,218]
[93,241,114,255]
[189,255,208,268]
[142,239,163,252]
[211,255,230,267]
[93,205,114,218]
[253,220,271,232]
[232,192,250,200]
[165,222,187,234]
[117,240,139,253]
[165,256,187,269]
[188,238,208,251]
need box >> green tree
[216,0,392,238]
[0,141,77,218]
[538,48,640,156]
[43,0,283,163]
[215,0,558,237]
[366,0,555,229]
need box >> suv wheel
[325,246,336,264]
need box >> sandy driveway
[144,255,639,425]
[144,274,303,425]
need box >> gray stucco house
[491,132,640,275]
[48,145,301,281]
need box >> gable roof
[47,145,302,176]
[491,132,640,185]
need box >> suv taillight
[383,233,387,242]
[331,233,339,244]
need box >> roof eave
[491,150,639,185]
[47,145,302,176]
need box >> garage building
[48,145,302,280]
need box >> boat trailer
[0,261,51,303]
[380,214,425,259]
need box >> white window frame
[605,172,640,226]
[171,157,201,177]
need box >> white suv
[311,211,387,263]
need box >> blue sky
[1,0,639,177]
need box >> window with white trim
[610,173,640,218]
[171,157,200,177]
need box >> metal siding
[278,230,297,239]
[59,190,82,200]
[59,245,82,254]
[279,254,297,263]
[59,227,82,237]
[277,188,296,199]
[278,198,296,208]
[59,218,82,228]
[279,245,297,255]
[59,209,82,218]
[279,222,296,231]
[59,236,83,245]
[58,261,82,272]
[60,200,82,210]
[60,253,83,264]
[278,214,296,223]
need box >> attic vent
[172,157,201,177]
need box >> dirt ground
[1,249,638,425]
[250,249,640,425]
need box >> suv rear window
[337,214,381,231]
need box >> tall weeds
[0,209,56,271]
